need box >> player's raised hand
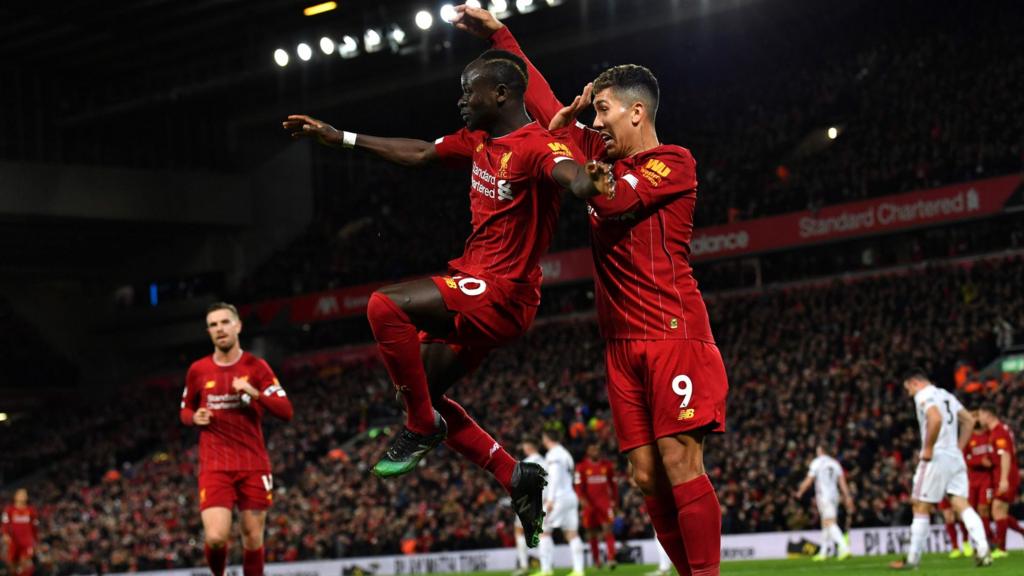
[549,83,593,131]
[452,4,504,38]
[586,160,616,198]
[193,407,212,426]
[283,114,343,147]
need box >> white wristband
[342,131,357,148]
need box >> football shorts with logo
[967,471,993,508]
[421,269,538,371]
[198,470,274,511]
[606,339,728,453]
[543,493,581,532]
[581,502,614,529]
[911,452,969,504]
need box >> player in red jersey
[575,444,620,569]
[180,302,294,576]
[963,415,996,549]
[978,404,1023,557]
[284,49,615,546]
[2,489,37,576]
[454,7,729,575]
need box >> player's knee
[205,532,230,548]
[366,292,402,329]
[631,466,658,496]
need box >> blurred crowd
[4,253,1023,574]
[241,0,1023,298]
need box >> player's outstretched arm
[283,115,438,167]
[453,5,564,126]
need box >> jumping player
[180,302,295,576]
[2,489,37,576]
[454,7,729,574]
[795,446,853,561]
[977,404,1022,557]
[285,49,615,547]
[575,443,620,568]
[889,372,991,569]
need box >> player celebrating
[454,7,729,574]
[537,428,585,576]
[795,445,853,561]
[889,372,991,569]
[284,48,611,547]
[977,404,1022,557]
[2,489,37,576]
[575,443,620,568]
[514,440,547,576]
[180,303,294,576]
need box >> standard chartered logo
[691,230,750,256]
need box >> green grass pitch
[445,553,1024,576]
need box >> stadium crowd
[242,0,1023,298]
[5,252,1023,574]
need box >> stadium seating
[6,253,1023,573]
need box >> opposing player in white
[795,445,853,561]
[890,372,992,569]
[535,428,585,576]
[515,440,547,576]
[645,537,673,576]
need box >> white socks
[907,514,930,565]
[960,506,990,557]
[540,535,554,573]
[516,533,528,569]
[828,524,849,556]
[657,538,672,571]
[569,536,585,573]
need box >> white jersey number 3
[672,375,693,408]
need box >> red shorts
[7,541,33,564]
[606,339,728,453]
[421,271,538,372]
[581,503,614,529]
[968,471,993,508]
[198,470,274,511]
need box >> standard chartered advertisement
[109,527,1023,576]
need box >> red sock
[205,543,228,576]
[644,492,690,575]
[945,522,960,550]
[243,547,264,576]
[435,395,515,491]
[17,567,33,576]
[672,475,721,576]
[996,518,1009,550]
[589,537,601,566]
[983,517,994,543]
[605,532,617,562]
[366,293,436,435]
[1007,516,1024,535]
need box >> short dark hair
[902,368,930,383]
[206,302,239,319]
[593,64,660,120]
[469,49,528,97]
[542,425,563,443]
[978,403,998,417]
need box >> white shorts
[544,494,579,532]
[912,452,969,504]
[816,497,839,521]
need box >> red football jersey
[1,505,37,546]
[990,422,1020,484]
[491,28,715,341]
[434,122,578,304]
[964,430,994,472]
[574,458,619,508]
[179,352,293,472]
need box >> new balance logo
[645,159,671,177]
[547,142,574,157]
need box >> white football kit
[808,455,844,520]
[911,385,969,503]
[543,443,579,531]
